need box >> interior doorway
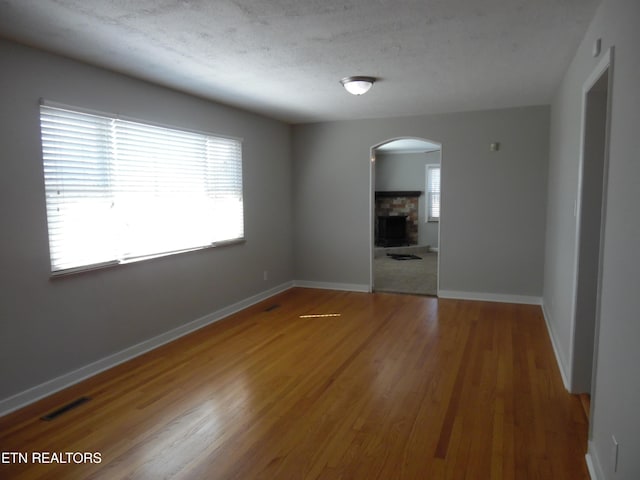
[369,137,441,296]
[571,48,613,422]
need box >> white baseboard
[294,280,371,293]
[437,289,542,305]
[541,302,571,391]
[586,454,597,480]
[0,281,294,417]
[586,441,604,480]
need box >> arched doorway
[369,137,442,295]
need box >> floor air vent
[41,396,91,421]
[264,304,280,312]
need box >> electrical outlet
[611,435,619,472]
[263,270,269,281]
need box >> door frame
[569,47,614,412]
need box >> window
[40,103,244,275]
[426,165,440,221]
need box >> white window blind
[40,103,244,275]
[426,165,440,221]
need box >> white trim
[0,282,294,417]
[294,280,370,293]
[569,47,613,394]
[586,47,614,440]
[369,148,376,293]
[541,302,571,390]
[586,441,604,480]
[437,290,542,305]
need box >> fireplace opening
[376,216,408,247]
[374,191,420,245]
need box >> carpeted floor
[374,250,438,296]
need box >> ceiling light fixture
[340,76,376,96]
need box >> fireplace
[376,215,408,246]
[374,190,421,246]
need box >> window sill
[50,238,246,278]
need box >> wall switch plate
[263,270,269,281]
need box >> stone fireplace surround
[375,191,421,246]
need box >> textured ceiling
[0,0,600,124]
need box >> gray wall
[374,150,441,247]
[0,40,293,402]
[543,0,640,478]
[292,106,549,297]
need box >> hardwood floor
[0,288,589,479]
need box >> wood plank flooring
[0,288,589,479]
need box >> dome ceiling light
[340,76,376,95]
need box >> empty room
[0,1,638,479]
